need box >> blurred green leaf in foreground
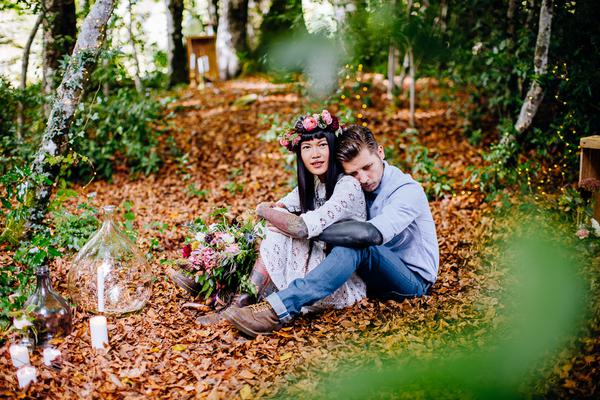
[312,211,587,399]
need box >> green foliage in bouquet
[180,208,264,301]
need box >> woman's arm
[256,203,308,239]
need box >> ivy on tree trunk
[25,0,117,234]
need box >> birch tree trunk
[514,0,553,133]
[216,0,249,79]
[25,0,116,232]
[408,47,415,128]
[42,0,77,97]
[17,13,44,140]
[166,0,188,87]
[128,0,143,92]
[386,45,398,99]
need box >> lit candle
[9,344,30,368]
[97,260,109,312]
[16,365,37,388]
[89,316,109,349]
[43,347,61,366]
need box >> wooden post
[579,135,600,221]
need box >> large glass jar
[24,265,72,346]
[68,205,152,314]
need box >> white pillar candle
[97,260,109,312]
[16,365,37,388]
[42,347,61,366]
[9,344,30,368]
[89,316,109,349]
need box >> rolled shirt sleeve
[369,182,425,244]
[300,176,366,239]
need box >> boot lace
[248,301,273,313]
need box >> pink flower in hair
[321,110,333,125]
[279,138,289,148]
[303,116,318,131]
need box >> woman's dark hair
[296,129,342,213]
[336,125,378,162]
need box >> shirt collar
[371,160,390,196]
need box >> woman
[252,110,367,312]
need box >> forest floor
[0,77,596,399]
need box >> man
[224,125,439,337]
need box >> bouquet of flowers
[172,209,265,302]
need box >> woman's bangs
[300,130,327,143]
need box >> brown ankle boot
[223,301,282,338]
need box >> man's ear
[377,145,385,160]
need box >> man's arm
[317,220,383,247]
[257,203,308,239]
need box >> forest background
[0,0,599,398]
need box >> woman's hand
[256,202,287,219]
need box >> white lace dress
[260,175,367,312]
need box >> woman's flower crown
[278,109,343,152]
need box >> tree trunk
[17,12,44,140]
[42,0,77,98]
[216,0,249,79]
[507,0,517,40]
[166,0,188,87]
[386,45,397,99]
[408,47,415,128]
[514,0,553,133]
[128,0,143,92]
[439,0,448,33]
[25,0,116,233]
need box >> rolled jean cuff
[266,293,292,323]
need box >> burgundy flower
[295,116,306,131]
[331,116,339,131]
[182,244,192,258]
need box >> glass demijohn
[24,265,73,346]
[68,205,152,314]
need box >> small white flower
[13,317,32,330]
[221,233,235,244]
[28,247,40,254]
[195,232,207,242]
[208,223,219,232]
[591,218,600,237]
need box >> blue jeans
[266,245,431,322]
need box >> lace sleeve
[278,187,301,213]
[301,176,366,239]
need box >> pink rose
[279,138,289,147]
[302,116,318,131]
[321,110,332,125]
[576,228,589,239]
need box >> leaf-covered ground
[1,77,597,399]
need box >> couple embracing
[221,110,438,337]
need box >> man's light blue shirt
[368,161,439,283]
